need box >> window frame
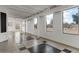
[34,17,38,29]
[46,14,53,32]
[62,6,79,35]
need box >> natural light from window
[63,7,79,34]
[34,18,37,29]
[46,14,53,32]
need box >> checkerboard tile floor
[0,34,79,53]
[17,44,71,53]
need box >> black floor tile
[63,49,71,53]
[19,47,27,51]
[26,36,34,40]
[28,44,61,53]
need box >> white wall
[7,17,25,32]
[0,6,25,42]
[26,5,79,49]
[7,17,26,43]
[0,17,25,42]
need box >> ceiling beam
[26,5,59,18]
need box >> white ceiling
[0,5,57,19]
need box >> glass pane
[34,18,37,29]
[63,7,79,34]
[46,14,53,32]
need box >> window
[21,20,26,32]
[63,7,79,34]
[46,14,53,32]
[34,18,37,29]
